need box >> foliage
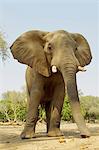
[80,96,99,121]
[0,89,27,122]
[0,31,9,61]
[0,89,99,123]
[38,105,46,121]
[61,96,72,121]
[0,99,11,122]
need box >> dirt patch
[0,122,99,150]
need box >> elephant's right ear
[10,30,51,77]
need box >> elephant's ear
[10,30,51,77]
[71,33,92,67]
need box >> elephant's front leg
[21,88,43,139]
[65,75,90,138]
[69,99,90,138]
[48,84,65,137]
[45,101,51,133]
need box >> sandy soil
[0,121,99,150]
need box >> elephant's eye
[48,43,52,50]
[75,47,78,51]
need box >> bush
[38,105,46,121]
[16,106,27,121]
[80,96,99,122]
[0,90,99,123]
[61,96,72,121]
[0,112,6,122]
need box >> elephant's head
[43,30,92,72]
[43,30,92,104]
[10,29,92,105]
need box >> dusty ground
[0,121,99,150]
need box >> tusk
[78,66,87,72]
[52,65,57,73]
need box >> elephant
[10,30,92,139]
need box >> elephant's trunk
[60,66,90,137]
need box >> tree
[61,96,72,121]
[2,90,27,122]
[0,31,8,61]
[80,96,99,121]
[0,89,99,123]
[0,100,11,122]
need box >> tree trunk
[4,110,11,122]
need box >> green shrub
[80,96,99,121]
[38,105,46,120]
[61,96,72,121]
[0,90,99,123]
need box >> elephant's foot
[48,128,64,137]
[80,129,90,138]
[20,127,36,139]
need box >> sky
[0,0,99,97]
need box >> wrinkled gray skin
[10,30,92,139]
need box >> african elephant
[10,30,92,139]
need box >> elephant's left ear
[71,33,92,67]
